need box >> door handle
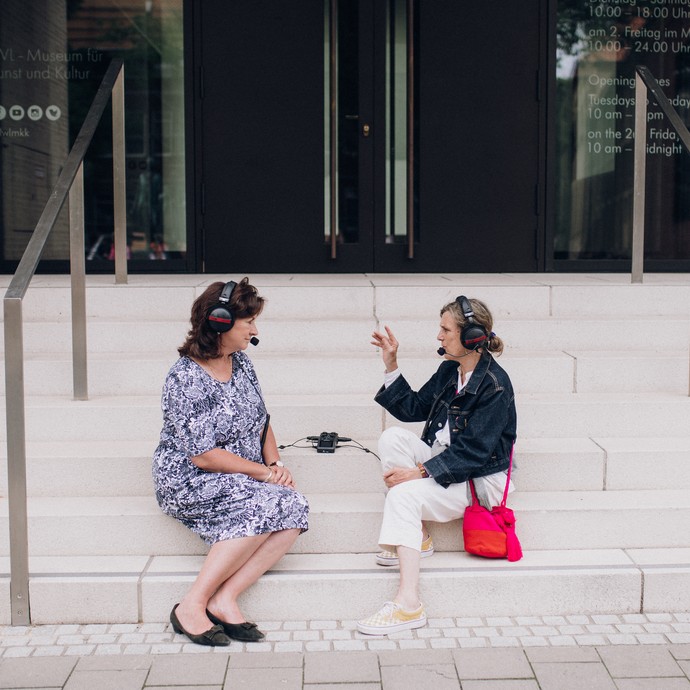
[362,123,371,137]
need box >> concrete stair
[1,273,689,624]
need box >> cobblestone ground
[1,612,690,658]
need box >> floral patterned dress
[152,353,309,545]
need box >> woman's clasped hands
[265,464,295,488]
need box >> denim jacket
[374,350,517,488]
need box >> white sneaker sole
[375,548,434,567]
[357,614,427,636]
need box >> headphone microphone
[437,346,474,358]
[208,281,261,346]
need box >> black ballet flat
[206,608,266,642]
[170,604,231,646]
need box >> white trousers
[377,427,512,552]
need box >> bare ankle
[395,598,421,611]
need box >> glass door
[198,0,543,273]
[324,0,417,267]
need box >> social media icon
[28,105,43,121]
[45,105,61,121]
[9,105,24,120]
[0,106,6,120]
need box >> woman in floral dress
[153,278,309,646]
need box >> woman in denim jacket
[357,296,517,636]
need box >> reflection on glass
[555,0,690,262]
[386,0,408,242]
[0,0,185,264]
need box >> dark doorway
[195,1,545,273]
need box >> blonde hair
[440,297,504,356]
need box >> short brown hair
[178,278,265,360]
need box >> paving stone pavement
[1,612,690,688]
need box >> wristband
[263,467,274,482]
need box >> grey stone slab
[597,646,684,678]
[145,685,223,690]
[452,648,533,680]
[0,657,77,689]
[227,651,303,668]
[381,664,460,690]
[532,662,617,690]
[671,646,690,661]
[304,651,380,683]
[307,685,380,690]
[378,649,454,666]
[64,669,148,690]
[75,654,152,671]
[462,682,540,690]
[614,680,690,689]
[146,653,229,686]
[224,667,302,689]
[525,647,601,663]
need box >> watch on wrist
[268,460,284,467]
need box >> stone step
[6,315,690,355]
[1,490,689,557]
[3,437,690,498]
[385,318,690,354]
[5,277,689,323]
[5,349,689,396]
[1,275,689,627]
[1,392,689,443]
[1,548,688,624]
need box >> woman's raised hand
[371,325,399,373]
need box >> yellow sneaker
[357,600,427,636]
[375,534,434,566]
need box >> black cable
[277,437,315,450]
[278,436,381,461]
[337,439,381,461]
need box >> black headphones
[207,281,237,333]
[457,295,488,350]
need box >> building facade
[1,0,690,274]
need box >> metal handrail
[633,66,690,397]
[3,58,127,625]
[632,66,690,283]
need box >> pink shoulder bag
[462,447,522,562]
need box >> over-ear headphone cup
[207,306,234,333]
[207,280,238,333]
[461,324,488,350]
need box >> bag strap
[500,445,514,507]
[469,444,514,507]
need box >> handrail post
[632,72,647,284]
[69,162,88,400]
[3,298,30,626]
[112,65,128,284]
